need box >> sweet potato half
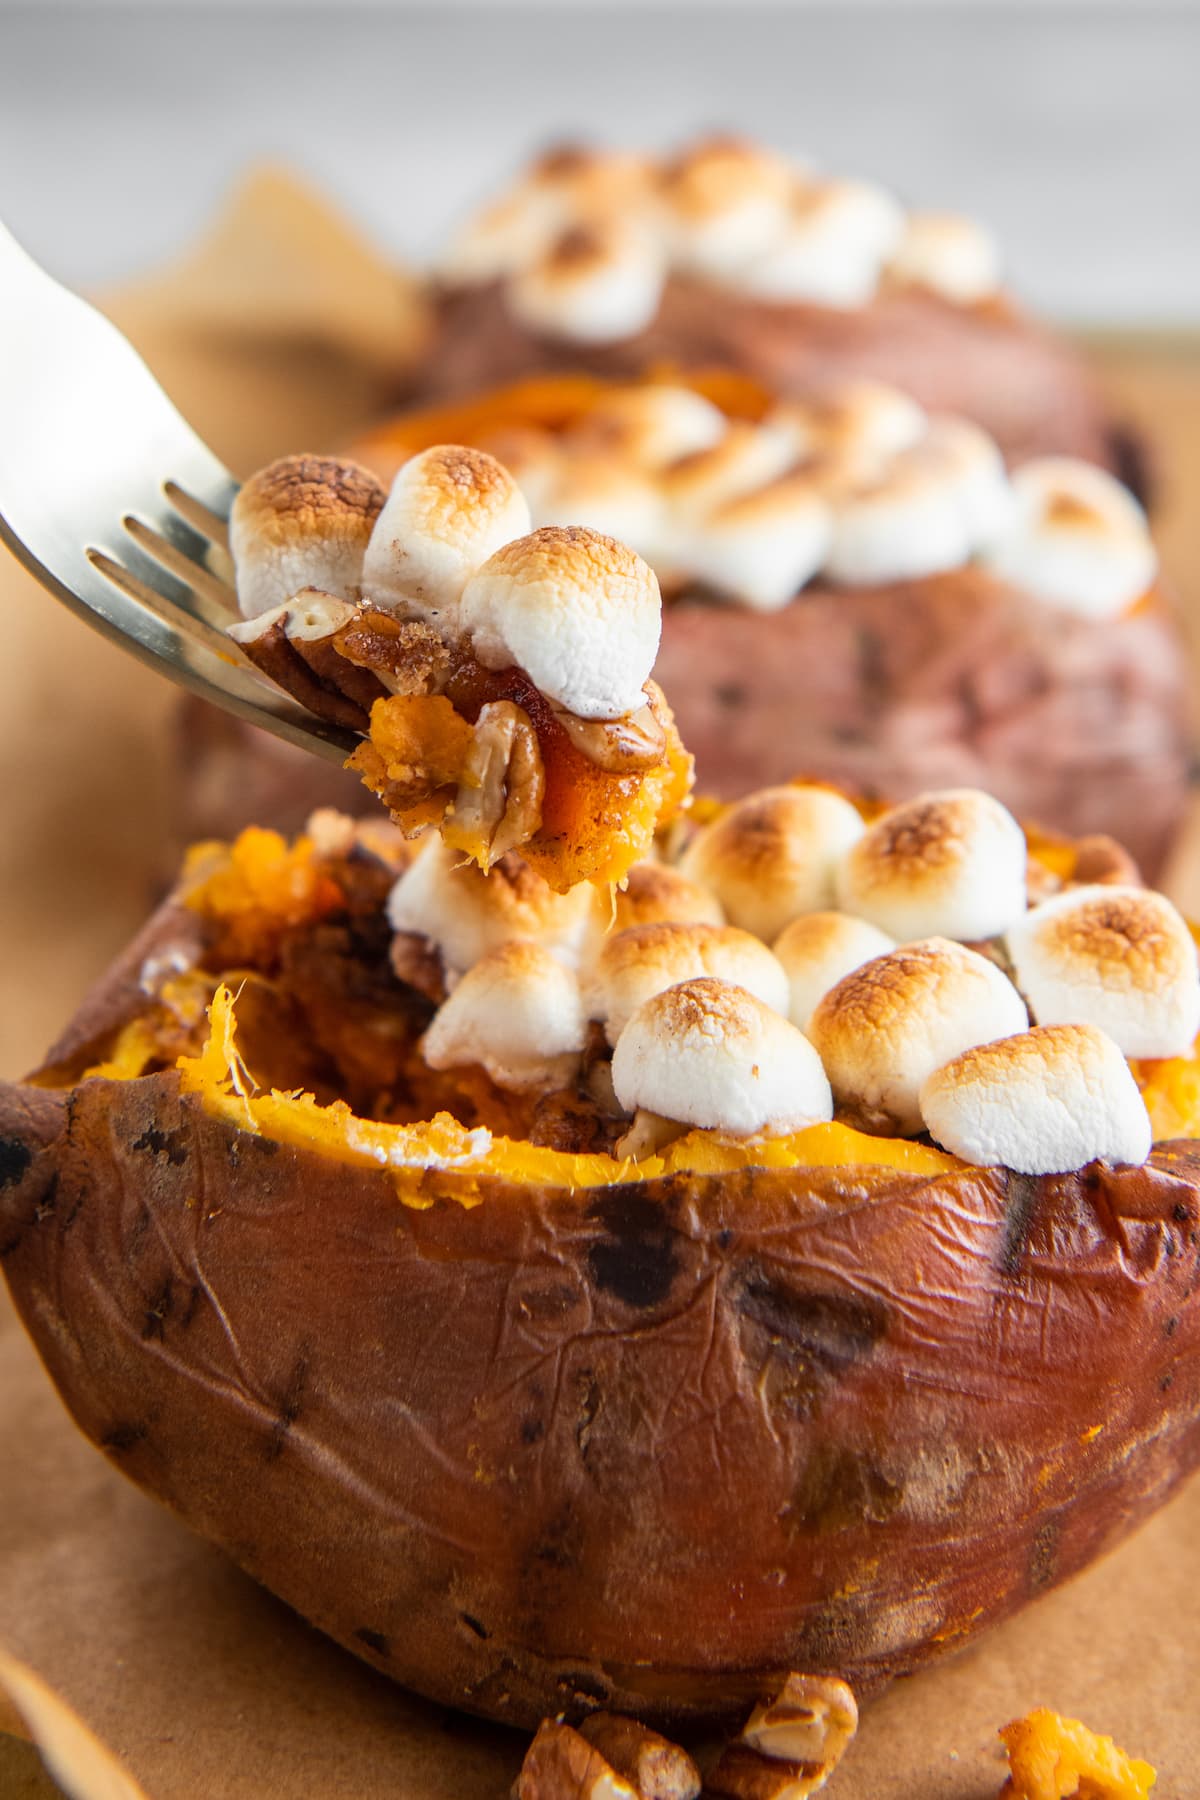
[3,852,1200,1731]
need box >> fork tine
[164,480,234,553]
[121,514,237,623]
[0,219,359,767]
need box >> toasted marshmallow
[507,221,666,345]
[386,837,592,975]
[459,526,660,719]
[887,212,1002,305]
[684,469,833,611]
[920,1024,1152,1173]
[532,455,665,564]
[612,976,833,1137]
[837,789,1027,942]
[361,446,531,630]
[582,861,725,970]
[657,136,795,278]
[1006,884,1200,1058]
[590,920,790,1046]
[734,178,905,307]
[230,455,386,621]
[981,458,1157,619]
[423,941,587,1094]
[681,785,866,941]
[808,937,1028,1133]
[473,426,564,514]
[917,416,1013,545]
[825,443,975,586]
[659,421,800,521]
[571,384,728,470]
[438,191,563,286]
[786,382,928,479]
[773,911,896,1030]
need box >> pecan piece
[444,699,545,868]
[514,1718,639,1800]
[230,590,385,728]
[577,1712,700,1800]
[706,1675,858,1800]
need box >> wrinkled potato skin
[3,912,1200,1730]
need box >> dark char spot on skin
[1000,1171,1042,1279]
[142,1277,174,1341]
[1029,1516,1059,1592]
[521,1416,544,1446]
[586,1188,681,1309]
[557,1670,610,1707]
[1174,1201,1193,1225]
[458,1613,490,1641]
[33,1173,58,1225]
[265,1352,310,1462]
[131,1126,189,1167]
[737,1275,887,1374]
[0,1138,32,1190]
[354,1628,390,1658]
[714,683,747,710]
[102,1422,147,1455]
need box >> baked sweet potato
[3,838,1200,1730]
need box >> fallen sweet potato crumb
[998,1708,1155,1799]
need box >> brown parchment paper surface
[1,173,1199,1797]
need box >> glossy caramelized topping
[227,446,694,891]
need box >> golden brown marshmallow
[230,455,386,621]
[836,788,1027,942]
[1006,884,1200,1058]
[611,977,833,1138]
[920,1024,1152,1173]
[360,445,531,629]
[422,942,587,1094]
[773,910,896,1030]
[589,920,790,1047]
[681,785,866,941]
[386,838,592,977]
[808,937,1028,1134]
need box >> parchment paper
[2,171,1199,1798]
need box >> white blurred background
[1,0,1197,324]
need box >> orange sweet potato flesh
[3,899,1200,1732]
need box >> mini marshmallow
[681,785,866,942]
[837,788,1028,942]
[656,136,795,278]
[612,976,833,1137]
[683,469,833,611]
[570,384,728,470]
[507,221,666,345]
[914,417,1013,546]
[1006,883,1200,1058]
[808,937,1029,1134]
[659,421,801,520]
[386,837,592,975]
[581,860,725,971]
[438,190,563,286]
[920,1023,1152,1173]
[459,525,661,719]
[422,941,588,1094]
[981,458,1157,619]
[473,426,564,514]
[887,212,1002,305]
[230,455,386,621]
[531,455,665,565]
[734,178,906,307]
[824,444,975,586]
[786,382,928,479]
[589,919,790,1046]
[360,445,531,630]
[773,911,896,1030]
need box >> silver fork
[0,220,357,762]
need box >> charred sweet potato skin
[4,1012,1200,1729]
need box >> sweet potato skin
[4,999,1200,1730]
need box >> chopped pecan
[706,1675,858,1800]
[549,694,667,774]
[577,1712,700,1800]
[444,700,545,868]
[514,1718,639,1800]
[333,607,453,696]
[230,590,386,728]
